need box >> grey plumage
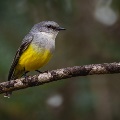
[5,21,65,98]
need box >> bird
[5,21,65,98]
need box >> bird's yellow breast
[17,44,52,71]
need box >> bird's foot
[35,70,42,73]
[22,71,29,80]
[35,70,49,74]
[44,70,49,73]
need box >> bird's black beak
[56,27,66,31]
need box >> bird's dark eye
[47,25,56,30]
[47,25,52,28]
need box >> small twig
[0,62,120,95]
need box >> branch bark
[1,62,120,95]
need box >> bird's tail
[5,69,24,98]
[4,92,12,98]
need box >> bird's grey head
[30,21,65,39]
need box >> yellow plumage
[6,21,65,98]
[14,44,52,77]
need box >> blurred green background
[0,0,120,120]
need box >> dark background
[0,0,120,120]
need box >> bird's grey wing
[8,34,33,81]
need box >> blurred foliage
[0,0,120,120]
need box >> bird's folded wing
[8,34,33,81]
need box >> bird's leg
[44,70,48,73]
[23,68,29,80]
[35,70,42,73]
[35,70,48,74]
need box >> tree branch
[1,62,120,95]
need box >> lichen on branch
[0,62,120,95]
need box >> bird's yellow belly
[17,44,52,71]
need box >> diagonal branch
[1,62,120,95]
